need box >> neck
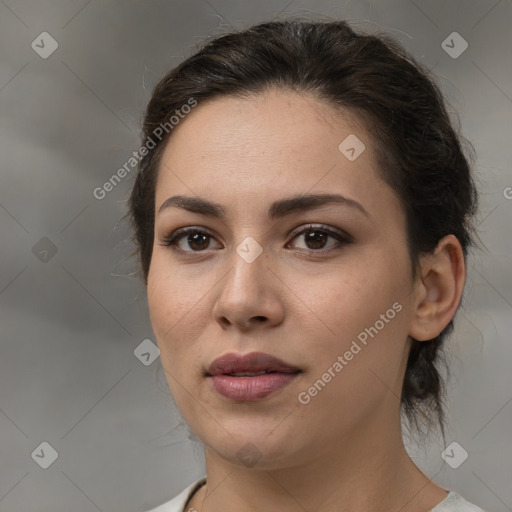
[188,411,447,512]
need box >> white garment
[145,477,486,512]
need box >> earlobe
[409,235,466,342]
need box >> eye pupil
[189,233,210,250]
[305,230,327,249]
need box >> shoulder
[145,477,207,512]
[144,482,485,512]
[431,491,486,512]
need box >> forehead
[154,89,397,221]
[160,88,367,169]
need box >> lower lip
[209,372,299,401]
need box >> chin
[196,418,312,470]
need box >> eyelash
[160,224,352,256]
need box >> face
[147,89,417,469]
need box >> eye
[286,224,351,252]
[160,227,221,253]
[160,224,351,256]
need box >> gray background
[0,1,511,511]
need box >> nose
[212,243,285,331]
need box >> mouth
[206,352,302,401]
[223,370,281,377]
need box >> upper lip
[206,352,301,376]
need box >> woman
[129,19,485,512]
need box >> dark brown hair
[129,19,478,436]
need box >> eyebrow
[157,193,373,222]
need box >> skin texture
[147,89,466,512]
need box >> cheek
[295,248,411,378]
[147,253,213,370]
[147,257,188,357]
[312,257,405,329]
[147,265,204,409]
[293,272,409,423]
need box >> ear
[409,234,466,341]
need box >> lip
[206,352,301,401]
[207,352,301,376]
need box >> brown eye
[288,224,351,252]
[302,229,329,250]
[185,232,211,251]
[161,228,221,253]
